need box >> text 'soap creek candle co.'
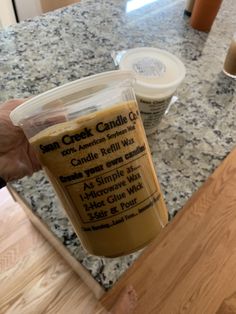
[10,71,169,257]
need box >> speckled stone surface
[1,0,236,290]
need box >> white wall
[0,0,17,27]
[14,0,42,21]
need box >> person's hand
[0,99,41,182]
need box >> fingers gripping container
[10,71,168,257]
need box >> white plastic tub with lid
[119,47,186,134]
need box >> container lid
[119,47,186,96]
[10,70,134,126]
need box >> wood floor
[0,187,105,314]
[3,148,236,313]
[102,148,236,313]
[40,0,80,13]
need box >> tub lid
[10,70,134,126]
[119,47,186,95]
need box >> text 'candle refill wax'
[10,71,168,257]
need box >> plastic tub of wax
[10,70,168,257]
[119,47,186,135]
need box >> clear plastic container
[223,33,236,79]
[190,0,223,32]
[10,70,168,257]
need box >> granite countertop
[1,0,236,290]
